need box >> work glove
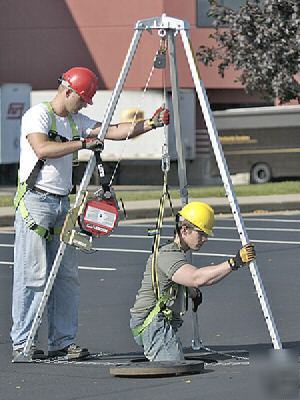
[81,137,104,152]
[148,105,170,129]
[228,243,256,271]
[188,287,203,312]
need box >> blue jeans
[130,313,185,361]
[11,190,79,351]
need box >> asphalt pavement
[1,213,300,399]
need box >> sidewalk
[0,186,299,226]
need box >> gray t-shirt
[130,241,188,327]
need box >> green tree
[197,0,300,104]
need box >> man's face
[181,225,209,251]
[66,89,87,113]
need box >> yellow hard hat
[178,202,214,236]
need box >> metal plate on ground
[110,360,204,377]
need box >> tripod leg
[179,29,282,350]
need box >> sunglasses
[59,78,85,102]
[191,227,208,238]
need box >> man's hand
[188,287,203,312]
[148,105,170,129]
[81,138,104,152]
[228,243,256,271]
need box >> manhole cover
[110,360,204,377]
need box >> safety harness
[14,102,79,240]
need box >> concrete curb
[1,196,300,227]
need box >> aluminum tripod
[23,14,281,358]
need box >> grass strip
[1,181,300,207]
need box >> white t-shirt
[19,103,97,195]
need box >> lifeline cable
[108,63,155,187]
[109,33,169,187]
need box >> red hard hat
[61,67,98,105]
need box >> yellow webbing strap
[151,172,189,317]
[14,179,62,240]
[13,179,27,210]
[43,102,79,165]
[151,172,171,299]
[131,292,172,337]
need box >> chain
[28,347,249,367]
[29,357,249,368]
[196,343,249,361]
[29,351,131,367]
[209,360,249,367]
[161,41,170,174]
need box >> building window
[197,0,247,27]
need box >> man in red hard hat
[11,66,170,363]
[61,67,98,105]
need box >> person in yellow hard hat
[130,201,256,362]
[11,66,170,363]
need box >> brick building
[0,0,271,185]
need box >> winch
[61,150,120,250]
[79,191,119,237]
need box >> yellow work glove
[228,243,256,271]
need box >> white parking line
[1,233,299,249]
[242,217,300,223]
[91,248,233,257]
[214,226,300,232]
[108,234,300,245]
[78,266,116,271]
[1,217,300,237]
[120,225,300,232]
[0,261,116,271]
[126,218,300,228]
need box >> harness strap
[150,171,188,318]
[43,101,80,165]
[14,180,62,240]
[14,102,79,240]
[131,293,172,337]
[26,159,46,190]
[151,172,169,299]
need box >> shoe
[12,346,47,363]
[48,344,90,360]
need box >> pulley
[154,30,168,69]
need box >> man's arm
[27,133,82,159]
[172,244,256,288]
[89,120,153,140]
[88,106,170,140]
[172,261,232,288]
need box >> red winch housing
[80,197,119,237]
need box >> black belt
[32,187,68,198]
